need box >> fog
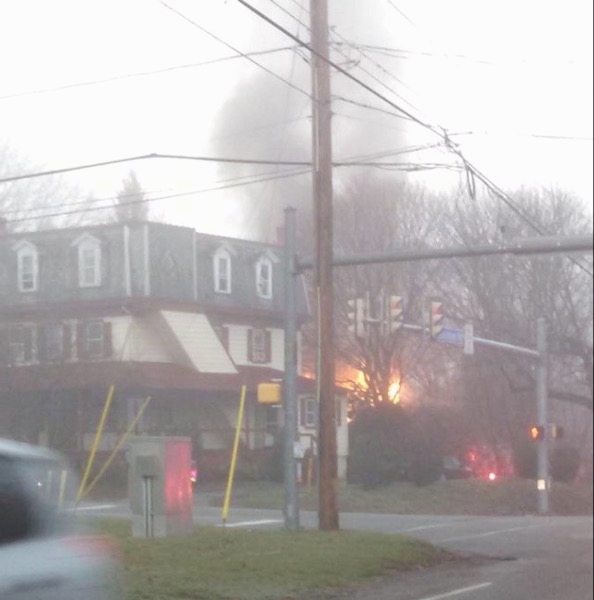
[210,0,412,241]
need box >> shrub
[550,445,581,483]
[348,403,410,488]
[406,447,443,487]
[512,439,537,479]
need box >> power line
[266,0,310,33]
[233,0,440,133]
[160,1,311,99]
[234,0,592,277]
[0,47,297,101]
[7,166,314,225]
[452,130,593,142]
[329,33,423,117]
[0,153,312,185]
[362,42,592,69]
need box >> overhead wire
[160,1,311,99]
[233,0,593,277]
[252,0,311,238]
[0,46,298,101]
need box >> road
[79,495,593,600]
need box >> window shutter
[0,329,7,365]
[62,324,72,360]
[103,322,113,358]
[265,331,272,363]
[77,323,88,360]
[23,328,33,362]
[247,329,254,362]
[71,246,78,288]
[37,325,46,362]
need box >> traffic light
[429,301,444,340]
[257,382,282,405]
[389,295,404,332]
[347,297,367,338]
[529,425,545,441]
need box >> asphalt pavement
[78,493,593,600]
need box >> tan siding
[227,324,249,364]
[269,328,284,370]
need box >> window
[256,257,272,299]
[8,325,34,365]
[248,328,271,364]
[300,397,317,428]
[86,321,105,357]
[37,323,70,363]
[77,321,112,360]
[214,249,231,294]
[265,406,280,435]
[16,244,39,292]
[78,240,101,287]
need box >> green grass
[87,519,442,600]
[205,478,593,516]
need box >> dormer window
[256,257,272,299]
[72,233,102,288]
[14,241,39,293]
[214,247,232,294]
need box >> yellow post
[80,396,152,501]
[221,385,247,525]
[76,384,115,503]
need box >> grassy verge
[204,478,593,516]
[89,519,444,600]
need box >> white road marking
[220,519,282,528]
[439,524,540,543]
[419,582,493,600]
[400,523,460,533]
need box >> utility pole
[310,0,339,530]
[536,317,549,514]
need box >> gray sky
[0,0,592,237]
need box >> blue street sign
[436,327,464,346]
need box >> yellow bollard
[221,385,247,525]
[76,385,115,503]
[81,396,152,501]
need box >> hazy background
[0,0,591,238]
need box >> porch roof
[0,362,318,395]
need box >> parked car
[0,437,122,599]
[441,456,474,480]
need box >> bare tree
[114,170,149,222]
[0,144,102,232]
[328,173,458,410]
[440,187,593,461]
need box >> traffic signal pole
[283,207,299,531]
[400,318,550,514]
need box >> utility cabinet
[127,436,193,538]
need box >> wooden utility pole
[310,0,339,530]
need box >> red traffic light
[530,425,545,441]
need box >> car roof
[0,437,64,462]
